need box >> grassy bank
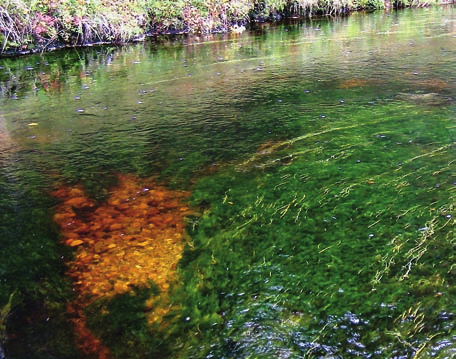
[0,0,439,55]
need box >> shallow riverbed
[0,6,455,359]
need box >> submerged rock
[394,92,453,106]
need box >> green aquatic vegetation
[0,166,80,358]
[168,98,455,358]
[86,285,172,359]
[0,290,17,357]
[14,82,448,358]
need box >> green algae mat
[176,98,455,358]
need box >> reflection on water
[0,6,455,359]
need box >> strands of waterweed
[395,143,454,168]
[179,95,455,358]
[401,218,436,280]
[0,290,16,353]
[389,302,445,358]
[231,132,453,247]
[235,145,322,172]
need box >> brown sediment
[337,79,376,89]
[52,174,191,358]
[411,78,451,92]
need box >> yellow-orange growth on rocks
[52,174,191,358]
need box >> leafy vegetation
[0,0,441,54]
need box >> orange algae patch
[52,174,191,358]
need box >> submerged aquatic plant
[166,96,456,358]
[0,291,17,359]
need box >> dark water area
[0,6,455,359]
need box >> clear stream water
[0,6,455,359]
